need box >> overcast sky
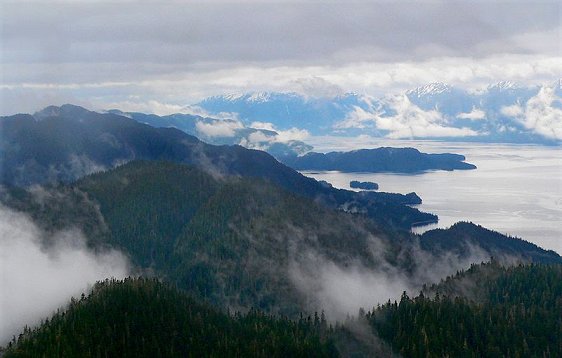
[1,0,560,114]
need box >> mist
[289,236,490,321]
[0,205,129,344]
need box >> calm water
[302,140,562,254]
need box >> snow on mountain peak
[488,81,521,91]
[212,92,293,103]
[247,92,272,103]
[407,82,452,97]
[222,93,246,101]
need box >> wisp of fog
[0,205,129,344]
[289,237,489,321]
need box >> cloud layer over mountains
[1,1,560,114]
[196,82,562,144]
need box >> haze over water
[302,139,562,255]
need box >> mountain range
[0,104,434,229]
[3,160,559,318]
[2,102,561,356]
[5,260,562,357]
[195,81,562,145]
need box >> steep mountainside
[2,278,337,358]
[30,161,415,315]
[368,262,562,357]
[118,110,312,157]
[4,263,561,357]
[420,222,561,264]
[2,161,559,318]
[0,104,433,229]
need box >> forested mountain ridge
[2,278,338,358]
[1,161,414,315]
[368,262,562,357]
[1,161,559,319]
[4,263,562,357]
[117,110,313,157]
[0,104,433,229]
[420,222,561,264]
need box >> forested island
[350,180,379,190]
[281,147,476,173]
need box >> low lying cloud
[288,231,490,321]
[0,206,129,344]
[275,128,310,143]
[195,118,244,138]
[96,99,206,117]
[457,107,486,120]
[501,85,562,140]
[336,95,479,139]
[3,55,561,116]
[246,121,310,146]
[292,76,344,98]
[334,106,377,130]
[290,257,409,319]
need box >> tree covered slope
[0,104,433,229]
[368,262,562,357]
[420,222,561,264]
[3,278,337,358]
[2,161,559,319]
[4,263,562,357]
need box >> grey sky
[1,0,560,114]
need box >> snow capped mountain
[206,92,302,104]
[247,92,271,102]
[406,82,452,98]
[197,92,370,133]
[195,81,561,144]
[221,93,246,102]
[487,80,522,92]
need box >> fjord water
[301,140,562,254]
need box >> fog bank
[0,206,129,344]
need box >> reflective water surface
[301,140,562,254]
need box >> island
[350,180,379,190]
[280,147,477,173]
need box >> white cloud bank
[337,95,478,139]
[3,55,561,116]
[250,121,310,142]
[289,239,490,321]
[0,206,129,344]
[457,107,486,120]
[195,118,244,138]
[501,85,562,140]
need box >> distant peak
[33,105,61,120]
[246,92,272,102]
[407,82,452,97]
[487,80,521,91]
[206,91,303,103]
[33,104,90,120]
[222,93,246,101]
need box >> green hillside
[368,262,562,357]
[4,263,562,357]
[2,160,559,319]
[76,161,405,315]
[3,278,337,358]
